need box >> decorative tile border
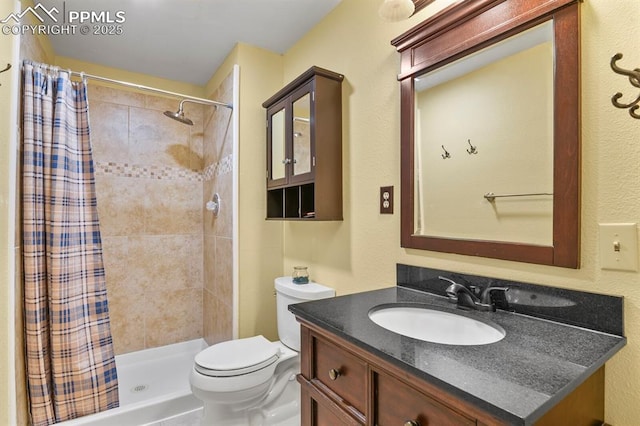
[95,154,233,182]
[94,162,202,181]
[202,155,232,181]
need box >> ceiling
[37,0,343,85]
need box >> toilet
[190,277,335,425]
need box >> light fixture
[378,0,415,22]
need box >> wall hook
[441,145,451,159]
[466,139,478,154]
[610,53,640,119]
[0,63,11,86]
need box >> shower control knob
[329,368,341,380]
[206,193,221,217]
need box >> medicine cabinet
[263,66,344,220]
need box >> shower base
[59,339,206,426]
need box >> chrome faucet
[439,276,509,311]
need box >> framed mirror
[392,0,580,268]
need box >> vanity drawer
[300,377,364,426]
[375,370,476,426]
[313,335,367,415]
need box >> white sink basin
[368,305,506,346]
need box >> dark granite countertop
[289,285,626,425]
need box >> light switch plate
[599,223,638,271]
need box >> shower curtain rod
[66,69,233,109]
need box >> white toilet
[190,277,335,425]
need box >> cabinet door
[375,370,476,426]
[289,82,315,185]
[267,99,289,188]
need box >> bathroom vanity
[290,266,625,425]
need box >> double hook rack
[441,139,478,159]
[610,53,640,119]
[0,63,11,86]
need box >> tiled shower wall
[202,73,234,346]
[91,86,205,355]
[91,73,236,354]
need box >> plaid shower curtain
[22,61,119,425]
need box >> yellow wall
[204,48,239,99]
[279,0,640,424]
[230,44,284,340]
[0,0,19,422]
[55,56,205,98]
[281,0,457,294]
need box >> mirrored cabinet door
[269,106,287,184]
[292,92,312,177]
[266,85,314,189]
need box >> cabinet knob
[404,421,420,426]
[282,158,292,164]
[328,368,341,380]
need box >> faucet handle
[481,287,509,306]
[439,276,460,301]
[444,285,459,302]
[438,276,457,286]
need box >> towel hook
[610,53,640,119]
[441,145,451,159]
[0,63,11,86]
[466,139,478,155]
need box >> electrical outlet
[380,186,393,214]
[599,223,638,271]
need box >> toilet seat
[194,335,280,378]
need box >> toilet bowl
[190,277,335,425]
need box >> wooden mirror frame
[392,0,581,268]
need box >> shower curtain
[21,61,119,425]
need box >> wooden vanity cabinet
[297,321,607,426]
[375,371,475,426]
[263,66,343,220]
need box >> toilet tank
[275,276,335,351]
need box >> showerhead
[163,97,231,126]
[163,107,194,126]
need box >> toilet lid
[194,335,280,377]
